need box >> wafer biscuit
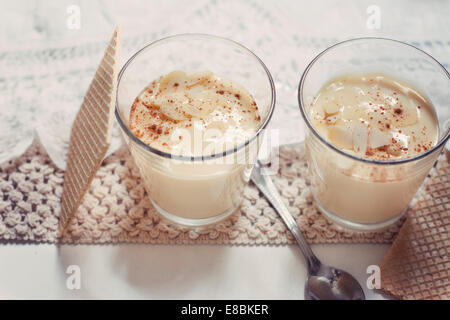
[380,154,450,300]
[59,27,121,235]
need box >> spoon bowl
[305,265,366,300]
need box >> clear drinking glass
[298,38,449,231]
[116,34,275,226]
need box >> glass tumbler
[298,38,449,231]
[116,34,275,226]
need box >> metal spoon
[250,161,365,300]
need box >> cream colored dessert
[309,73,438,160]
[128,71,261,221]
[307,73,438,225]
[129,71,260,157]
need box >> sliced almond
[342,104,366,121]
[387,145,402,156]
[352,123,368,154]
[186,87,219,116]
[323,103,339,115]
[159,70,187,90]
[326,114,340,125]
[391,98,419,127]
[154,95,187,121]
[329,125,353,150]
[185,71,213,89]
[369,128,391,149]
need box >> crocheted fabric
[0,139,412,245]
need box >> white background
[0,0,449,300]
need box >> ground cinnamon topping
[394,108,403,115]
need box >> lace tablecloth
[1,0,449,170]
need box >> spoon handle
[251,161,321,272]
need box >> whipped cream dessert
[309,73,438,160]
[128,71,261,221]
[129,71,260,157]
[306,73,439,226]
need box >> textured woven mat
[0,139,412,245]
[380,151,450,300]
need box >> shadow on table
[56,242,230,297]
[109,244,229,295]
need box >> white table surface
[0,0,448,300]
[0,243,389,299]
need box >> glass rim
[115,33,276,162]
[298,37,450,166]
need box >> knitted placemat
[380,151,450,300]
[0,139,409,245]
